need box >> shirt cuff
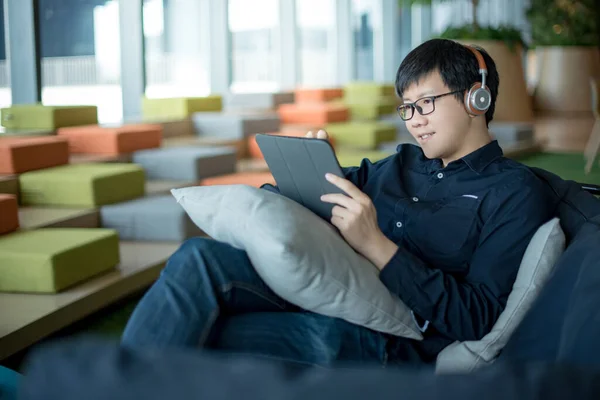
[378,246,422,308]
[411,310,430,333]
[260,183,280,194]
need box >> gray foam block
[100,194,203,242]
[132,146,237,181]
[192,112,281,139]
[489,122,534,145]
[224,92,295,110]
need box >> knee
[161,237,214,276]
[162,237,233,278]
[178,236,215,256]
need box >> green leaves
[402,0,598,47]
[437,25,526,51]
[526,0,598,46]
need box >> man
[121,39,553,367]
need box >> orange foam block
[0,194,19,235]
[280,124,326,136]
[295,88,344,103]
[57,124,162,155]
[248,132,337,159]
[278,104,349,125]
[0,137,69,174]
[199,172,275,188]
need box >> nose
[410,111,428,128]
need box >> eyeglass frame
[397,89,465,121]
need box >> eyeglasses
[397,90,464,121]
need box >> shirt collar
[400,140,504,174]
[460,140,504,174]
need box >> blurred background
[0,0,595,123]
[0,0,598,380]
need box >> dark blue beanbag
[501,220,600,367]
[0,365,21,400]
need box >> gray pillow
[172,184,422,340]
[436,218,565,374]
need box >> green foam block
[346,97,397,120]
[0,128,56,137]
[1,105,98,130]
[0,228,119,293]
[344,82,395,101]
[19,163,146,207]
[325,122,397,149]
[336,150,394,168]
[142,96,223,120]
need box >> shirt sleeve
[340,156,392,190]
[259,183,281,194]
[378,173,554,342]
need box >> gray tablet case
[255,134,346,220]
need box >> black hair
[395,38,500,126]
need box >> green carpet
[65,295,141,339]
[515,152,600,185]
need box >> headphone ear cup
[464,83,490,116]
[464,87,476,115]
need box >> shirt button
[412,197,419,202]
[437,172,444,179]
[396,221,403,228]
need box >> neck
[442,126,493,167]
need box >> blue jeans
[122,237,392,368]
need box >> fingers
[316,130,328,139]
[325,174,368,202]
[321,193,361,212]
[305,130,328,139]
[331,205,351,219]
[331,215,345,229]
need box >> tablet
[255,134,346,220]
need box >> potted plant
[526,0,599,113]
[402,0,533,122]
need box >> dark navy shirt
[265,140,554,360]
[345,141,553,338]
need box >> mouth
[417,132,435,142]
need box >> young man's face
[401,70,473,164]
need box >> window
[296,0,337,87]
[143,0,210,99]
[38,0,122,123]
[352,0,376,81]
[0,2,10,108]
[228,0,279,93]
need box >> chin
[421,147,442,160]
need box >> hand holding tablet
[255,131,346,220]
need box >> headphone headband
[464,45,487,75]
